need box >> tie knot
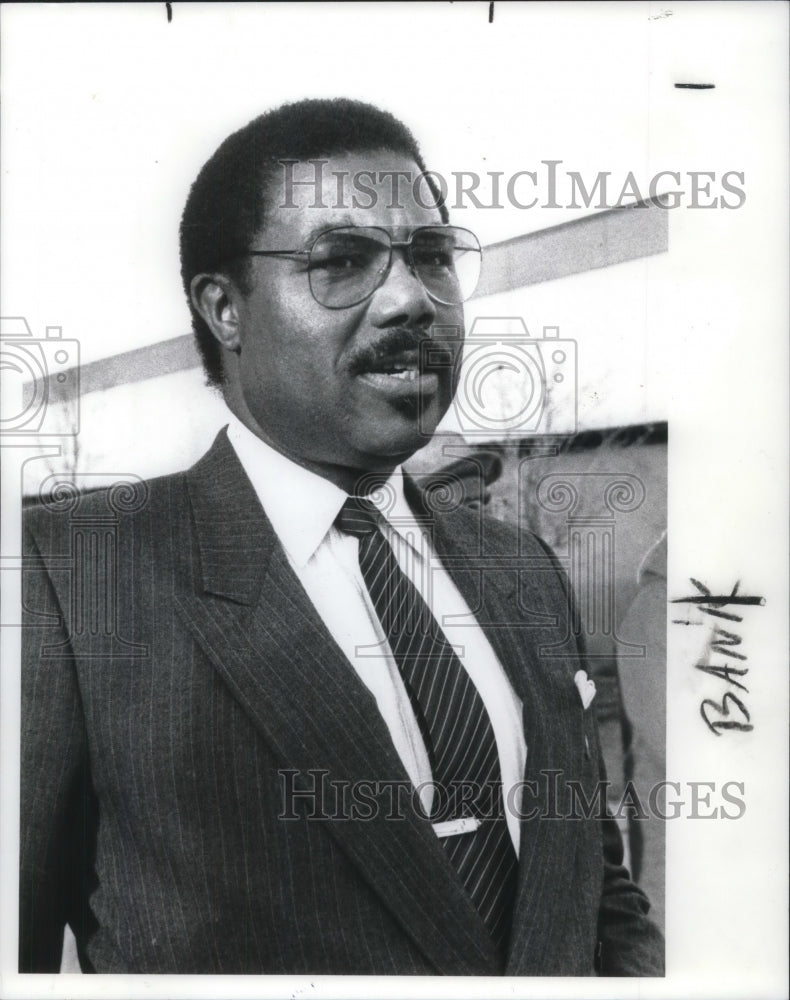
[336,496,381,539]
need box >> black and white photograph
[1,3,787,997]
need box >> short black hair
[179,97,447,387]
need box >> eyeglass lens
[307,227,481,308]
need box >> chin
[347,396,447,470]
[353,427,434,471]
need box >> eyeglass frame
[237,223,482,310]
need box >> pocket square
[574,670,596,710]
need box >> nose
[368,249,436,327]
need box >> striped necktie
[336,495,518,955]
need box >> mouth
[355,348,440,396]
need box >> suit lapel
[173,433,501,975]
[429,502,585,973]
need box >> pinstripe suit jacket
[20,430,663,976]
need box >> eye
[413,246,456,270]
[310,233,386,278]
[311,252,367,273]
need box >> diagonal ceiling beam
[28,199,668,403]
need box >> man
[20,98,663,975]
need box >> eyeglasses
[243,225,482,309]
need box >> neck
[303,462,395,497]
[224,396,401,495]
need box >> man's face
[229,150,465,485]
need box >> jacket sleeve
[19,521,93,972]
[575,596,665,976]
[530,526,665,976]
[594,745,665,975]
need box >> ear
[189,273,243,353]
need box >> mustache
[349,327,430,375]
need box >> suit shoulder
[24,468,190,543]
[438,499,557,561]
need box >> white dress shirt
[226,415,527,853]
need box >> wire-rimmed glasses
[244,225,482,309]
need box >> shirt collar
[225,414,422,568]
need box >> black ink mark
[695,661,749,693]
[166,2,172,23]
[672,596,763,607]
[697,606,746,623]
[675,83,715,90]
[710,626,747,661]
[673,578,763,737]
[489,2,494,24]
[671,579,765,608]
[701,691,753,736]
